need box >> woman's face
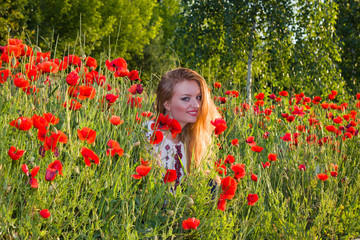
[164,80,202,128]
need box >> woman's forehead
[173,80,200,95]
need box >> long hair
[156,68,220,172]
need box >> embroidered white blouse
[144,121,187,186]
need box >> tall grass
[0,39,360,239]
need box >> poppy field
[1,38,360,239]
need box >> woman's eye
[196,95,202,100]
[181,97,190,101]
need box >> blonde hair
[156,68,220,172]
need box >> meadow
[1,38,360,239]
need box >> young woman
[145,68,220,187]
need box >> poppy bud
[124,153,130,158]
[134,141,140,147]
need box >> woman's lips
[187,111,198,116]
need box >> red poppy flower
[151,113,172,131]
[78,85,96,100]
[255,93,265,100]
[8,146,25,160]
[64,55,81,66]
[299,164,306,171]
[43,131,68,151]
[106,140,124,157]
[251,173,258,182]
[215,160,227,175]
[51,58,68,71]
[127,96,142,108]
[232,164,246,179]
[224,155,235,164]
[37,61,59,73]
[251,145,264,153]
[81,147,100,166]
[217,196,227,211]
[128,70,141,81]
[109,115,124,125]
[221,176,237,200]
[0,69,11,84]
[43,113,59,125]
[85,56,97,69]
[268,153,277,161]
[141,111,153,118]
[66,71,80,86]
[21,164,40,188]
[149,131,164,145]
[245,136,256,146]
[105,94,119,104]
[106,58,129,77]
[286,115,295,122]
[14,76,30,88]
[325,125,336,132]
[210,118,227,136]
[36,52,50,63]
[39,209,51,218]
[321,103,330,109]
[48,160,63,176]
[10,117,33,131]
[247,194,259,206]
[4,45,22,57]
[164,169,177,183]
[255,100,265,107]
[231,139,239,146]
[182,218,200,230]
[132,165,151,179]
[45,168,58,181]
[331,171,338,177]
[262,162,271,169]
[213,82,221,88]
[280,133,292,142]
[333,116,343,124]
[306,134,317,144]
[77,127,96,144]
[62,99,82,110]
[169,119,182,138]
[317,173,328,181]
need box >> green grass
[1,43,360,239]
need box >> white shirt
[144,121,187,186]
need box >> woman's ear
[164,101,171,111]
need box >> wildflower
[141,111,153,118]
[80,147,100,166]
[10,117,33,131]
[66,71,80,86]
[44,131,68,152]
[164,169,177,183]
[182,218,200,230]
[279,91,288,97]
[224,155,235,164]
[149,131,163,145]
[128,70,141,81]
[21,164,40,188]
[232,164,246,179]
[299,164,306,171]
[268,153,277,161]
[255,93,265,100]
[213,82,221,88]
[78,85,96,100]
[64,55,81,66]
[8,146,25,160]
[210,118,227,136]
[251,146,263,153]
[331,171,338,177]
[85,56,97,69]
[231,139,239,146]
[109,115,124,125]
[0,69,11,83]
[261,162,270,169]
[62,99,82,110]
[317,173,328,181]
[247,194,259,206]
[132,165,151,179]
[106,58,129,77]
[106,140,124,157]
[45,160,63,181]
[245,136,256,146]
[220,176,237,200]
[77,127,97,144]
[251,173,258,182]
[39,209,51,219]
[217,196,227,211]
[280,133,292,142]
[43,113,59,125]
[37,61,59,73]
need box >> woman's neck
[165,131,181,144]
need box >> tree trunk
[246,49,253,103]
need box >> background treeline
[1,0,360,98]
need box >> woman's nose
[192,98,199,108]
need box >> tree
[335,0,360,94]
